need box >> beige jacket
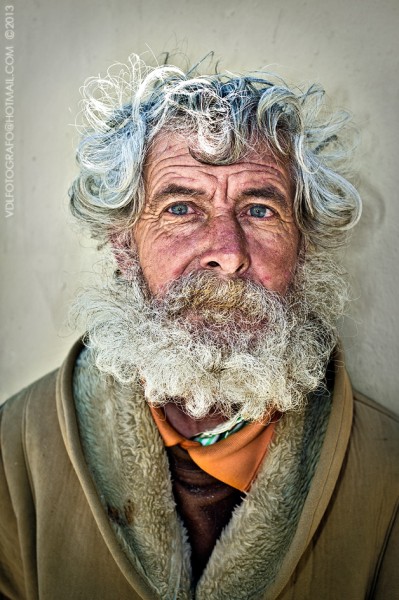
[0,339,398,600]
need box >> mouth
[151,270,286,347]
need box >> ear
[109,229,136,277]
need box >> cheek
[249,232,300,293]
[134,224,199,293]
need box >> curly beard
[71,252,348,421]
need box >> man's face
[133,133,300,296]
[78,131,344,419]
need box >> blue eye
[168,203,189,215]
[249,205,271,218]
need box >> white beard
[71,253,348,421]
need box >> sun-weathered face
[133,132,300,296]
[78,131,345,420]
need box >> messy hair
[69,54,361,249]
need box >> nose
[199,214,250,275]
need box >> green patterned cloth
[191,416,248,446]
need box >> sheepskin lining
[73,346,331,599]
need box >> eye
[167,203,192,216]
[248,204,274,218]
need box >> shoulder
[350,392,399,597]
[354,389,399,421]
[1,339,84,456]
[343,389,399,498]
[1,369,59,447]
[352,389,399,449]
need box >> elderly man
[1,56,398,600]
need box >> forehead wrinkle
[145,149,285,184]
[144,134,294,212]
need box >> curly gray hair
[69,54,361,249]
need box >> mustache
[155,270,288,326]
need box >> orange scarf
[149,405,279,492]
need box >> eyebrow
[241,186,288,208]
[151,184,206,205]
[150,183,289,209]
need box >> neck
[163,402,228,438]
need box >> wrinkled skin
[133,133,300,296]
[131,132,301,435]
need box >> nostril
[207,261,220,267]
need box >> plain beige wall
[1,0,398,412]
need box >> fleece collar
[65,341,353,600]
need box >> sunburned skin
[133,132,301,297]
[131,132,301,436]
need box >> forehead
[144,132,293,196]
